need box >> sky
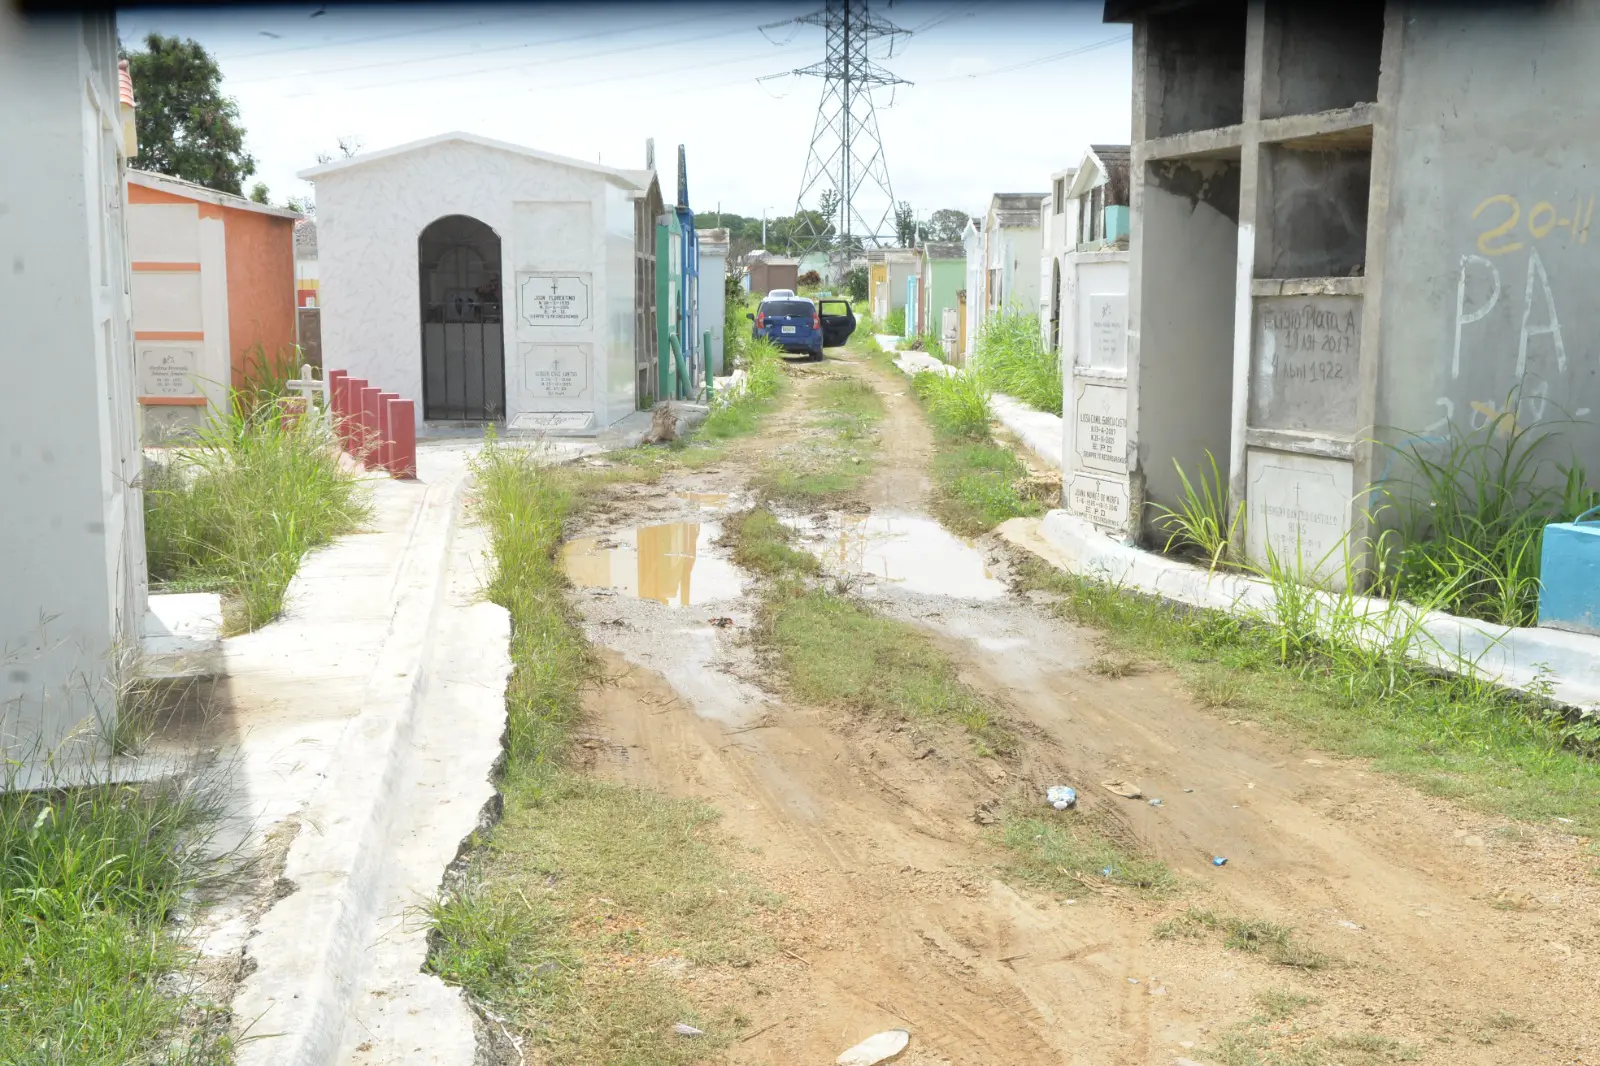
[116,1,1132,225]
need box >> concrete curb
[231,464,468,1066]
[1004,509,1600,713]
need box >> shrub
[1152,450,1244,570]
[884,307,906,336]
[798,269,821,286]
[845,265,868,303]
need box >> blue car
[748,296,856,359]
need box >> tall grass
[0,766,229,1064]
[883,306,906,336]
[910,369,992,439]
[469,437,587,777]
[143,393,368,633]
[971,308,1062,415]
[1152,450,1244,570]
[700,337,784,440]
[1373,404,1596,627]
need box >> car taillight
[756,312,765,327]
[813,312,821,330]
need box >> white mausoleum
[301,132,660,431]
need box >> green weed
[971,308,1062,415]
[910,369,992,440]
[723,509,819,578]
[1011,553,1600,832]
[143,392,368,634]
[0,765,229,1064]
[884,306,906,336]
[1000,811,1176,894]
[1153,450,1245,570]
[1374,396,1597,627]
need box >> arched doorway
[418,214,505,421]
[1049,258,1062,352]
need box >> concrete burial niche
[302,132,654,432]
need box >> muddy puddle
[561,521,743,607]
[789,510,1006,600]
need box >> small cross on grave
[285,363,329,426]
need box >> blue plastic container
[1537,505,1600,634]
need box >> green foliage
[845,265,869,303]
[1374,402,1597,627]
[0,768,229,1064]
[883,307,906,336]
[971,308,1062,414]
[910,370,991,439]
[761,584,1013,754]
[1012,551,1600,833]
[469,437,587,772]
[121,33,255,194]
[725,509,819,578]
[754,376,882,503]
[1153,450,1245,570]
[894,200,916,247]
[930,442,1043,535]
[1000,812,1175,894]
[431,442,773,1061]
[249,181,270,204]
[143,393,367,633]
[924,208,974,243]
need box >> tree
[894,201,916,248]
[845,266,869,303]
[285,195,315,216]
[122,34,255,194]
[925,208,973,243]
[249,182,270,205]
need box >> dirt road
[557,347,1599,1065]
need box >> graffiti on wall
[1439,193,1595,435]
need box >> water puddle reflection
[798,511,1006,600]
[562,521,743,607]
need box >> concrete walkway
[167,441,505,1066]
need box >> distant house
[126,170,302,442]
[1068,145,1131,252]
[747,251,800,296]
[966,193,1046,351]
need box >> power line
[281,17,770,97]
[233,9,749,85]
[216,12,545,62]
[922,33,1130,83]
[775,0,913,252]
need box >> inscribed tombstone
[517,273,592,329]
[1084,293,1127,368]
[1068,472,1131,530]
[138,346,200,397]
[521,343,591,399]
[1074,381,1128,472]
[1244,449,1353,587]
[1249,295,1362,434]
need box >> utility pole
[762,0,911,254]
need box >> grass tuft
[1000,810,1176,894]
[428,437,774,1061]
[723,509,819,578]
[970,308,1062,415]
[910,369,992,440]
[0,768,229,1064]
[143,393,367,633]
[1012,553,1600,832]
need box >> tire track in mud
[559,349,1600,1064]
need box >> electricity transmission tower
[764,0,911,256]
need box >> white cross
[285,363,330,426]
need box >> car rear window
[762,300,814,317]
